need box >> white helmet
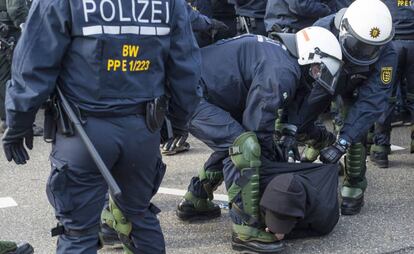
[338,0,394,65]
[296,26,343,94]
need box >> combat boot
[176,192,221,221]
[0,241,33,254]
[231,225,284,254]
[370,145,390,168]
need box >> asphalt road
[0,116,413,254]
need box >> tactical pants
[187,99,244,199]
[373,39,414,149]
[47,115,165,254]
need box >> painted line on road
[0,197,17,209]
[391,144,406,151]
[157,187,228,202]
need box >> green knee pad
[199,167,223,201]
[342,143,367,198]
[229,132,261,170]
[101,197,134,254]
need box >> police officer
[264,0,336,33]
[229,0,267,35]
[0,240,33,254]
[2,0,201,253]
[0,0,27,132]
[175,27,342,253]
[370,0,414,167]
[285,0,397,215]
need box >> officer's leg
[102,115,165,253]
[177,99,244,220]
[370,117,392,168]
[224,133,282,253]
[48,118,120,253]
[0,49,10,132]
[404,41,414,152]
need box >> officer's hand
[2,127,34,164]
[211,19,228,33]
[319,138,349,164]
[275,125,300,162]
[161,129,190,156]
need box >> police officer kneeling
[2,0,201,253]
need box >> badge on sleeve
[381,67,392,85]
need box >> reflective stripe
[82,25,170,36]
[103,26,120,34]
[82,25,103,35]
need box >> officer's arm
[6,0,28,28]
[186,3,213,32]
[166,0,202,129]
[6,0,71,129]
[287,0,332,18]
[339,46,398,143]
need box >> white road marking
[157,187,228,202]
[0,197,17,209]
[391,145,406,151]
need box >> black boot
[231,235,284,254]
[370,152,389,168]
[341,195,364,215]
[100,223,121,246]
[176,192,221,221]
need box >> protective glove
[275,124,300,162]
[161,128,190,156]
[210,19,229,39]
[2,127,34,164]
[319,138,349,164]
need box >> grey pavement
[0,117,413,254]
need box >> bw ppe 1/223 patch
[381,67,392,85]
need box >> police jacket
[289,14,397,144]
[0,0,27,28]
[200,34,301,136]
[229,0,267,18]
[264,0,333,32]
[186,3,213,32]
[383,0,414,38]
[6,0,201,130]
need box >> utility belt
[269,24,298,33]
[43,94,168,142]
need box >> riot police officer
[175,27,342,253]
[0,0,27,132]
[2,0,201,253]
[285,0,397,215]
[264,0,336,33]
[370,0,414,167]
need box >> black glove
[161,128,190,156]
[210,19,228,39]
[2,127,34,164]
[275,124,300,162]
[319,138,349,164]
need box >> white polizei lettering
[151,1,162,23]
[131,0,137,21]
[82,0,96,22]
[121,26,140,34]
[103,26,120,34]
[117,0,131,21]
[165,1,169,23]
[156,27,170,35]
[137,0,149,23]
[83,25,103,35]
[257,35,264,42]
[100,0,116,22]
[140,26,156,35]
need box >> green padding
[228,182,242,203]
[184,191,217,211]
[0,241,17,254]
[232,224,276,243]
[302,145,320,162]
[230,132,261,169]
[370,144,390,154]
[241,167,260,219]
[345,143,366,179]
[341,186,363,199]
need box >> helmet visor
[309,62,342,95]
[340,33,382,65]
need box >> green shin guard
[101,197,134,254]
[341,143,367,215]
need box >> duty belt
[78,103,146,118]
